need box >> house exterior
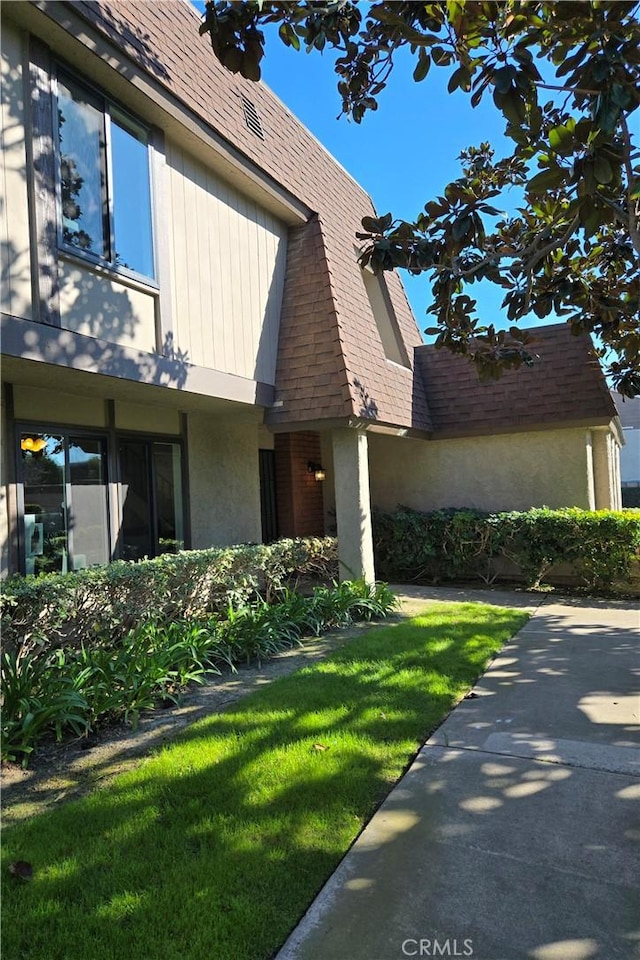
[0,0,622,582]
[368,326,623,516]
[613,392,640,506]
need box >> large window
[20,431,109,575]
[19,430,185,575]
[119,439,184,561]
[56,71,154,279]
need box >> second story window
[56,71,155,280]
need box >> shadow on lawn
[1,625,373,818]
[1,606,526,960]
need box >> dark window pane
[153,443,184,554]
[69,437,109,568]
[119,441,153,561]
[111,112,154,277]
[21,434,68,575]
[58,76,108,258]
[259,449,278,543]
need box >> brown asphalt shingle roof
[64,0,432,432]
[416,324,617,438]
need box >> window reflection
[56,72,154,280]
[69,437,109,569]
[21,434,68,575]
[58,76,107,257]
[111,113,154,277]
[21,432,110,575]
[119,440,184,560]
[119,440,153,561]
[20,430,184,574]
[154,442,184,554]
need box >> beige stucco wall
[58,261,157,353]
[166,140,287,384]
[115,401,179,435]
[188,414,261,547]
[258,424,274,450]
[1,23,32,322]
[368,427,598,513]
[13,384,107,427]
[11,387,184,435]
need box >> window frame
[116,432,186,561]
[16,422,112,575]
[16,423,187,575]
[52,65,157,286]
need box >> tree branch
[524,214,581,272]
[445,221,557,280]
[534,82,600,96]
[620,113,640,257]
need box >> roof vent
[240,93,264,140]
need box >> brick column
[274,432,325,537]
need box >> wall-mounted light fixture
[308,461,326,482]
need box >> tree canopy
[200,1,640,396]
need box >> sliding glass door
[119,439,184,560]
[20,431,109,574]
[19,428,185,575]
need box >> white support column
[592,427,617,509]
[611,432,622,510]
[586,430,596,510]
[332,428,375,583]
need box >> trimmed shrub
[373,507,505,584]
[373,506,640,591]
[0,537,338,657]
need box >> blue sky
[193,3,547,341]
[258,39,520,338]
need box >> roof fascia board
[266,417,431,439]
[430,419,615,441]
[9,1,310,225]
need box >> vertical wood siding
[1,24,33,322]
[166,140,287,385]
[58,261,157,353]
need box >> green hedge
[373,507,640,591]
[0,537,338,657]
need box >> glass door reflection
[118,439,184,560]
[119,440,153,561]
[21,434,68,575]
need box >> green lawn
[2,602,528,960]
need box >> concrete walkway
[276,588,640,960]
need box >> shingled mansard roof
[29,1,617,439]
[416,324,618,439]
